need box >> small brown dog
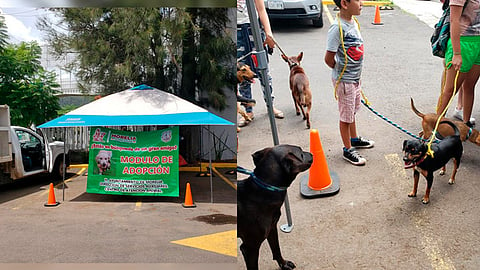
[411,98,480,145]
[281,52,312,128]
[237,63,257,128]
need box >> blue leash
[237,166,287,192]
[361,100,440,143]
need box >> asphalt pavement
[237,1,480,269]
[0,164,237,269]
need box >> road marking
[135,201,142,210]
[211,167,237,190]
[385,153,456,270]
[324,4,334,25]
[171,230,237,257]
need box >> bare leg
[340,121,351,149]
[437,67,467,115]
[462,65,480,123]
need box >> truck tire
[52,155,66,180]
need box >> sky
[0,8,50,44]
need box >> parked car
[264,0,324,27]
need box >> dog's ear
[252,147,271,166]
[298,52,303,62]
[402,140,407,151]
[281,54,288,62]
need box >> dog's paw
[422,197,430,204]
[439,170,446,176]
[408,192,416,198]
[448,178,455,185]
[281,260,296,270]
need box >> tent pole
[246,0,294,233]
[209,126,213,203]
[62,127,66,201]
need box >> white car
[265,0,324,27]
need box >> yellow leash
[334,13,459,157]
[334,14,360,100]
[427,62,460,157]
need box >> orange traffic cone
[44,183,60,207]
[182,182,196,208]
[372,5,383,25]
[300,129,340,198]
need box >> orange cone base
[300,171,340,198]
[372,22,384,25]
[44,201,60,207]
[182,202,196,208]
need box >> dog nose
[306,152,313,163]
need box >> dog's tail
[410,97,425,118]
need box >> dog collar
[237,166,288,192]
[404,154,427,169]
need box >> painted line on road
[324,4,334,25]
[323,0,392,6]
[211,167,237,191]
[171,230,237,257]
[135,201,142,211]
[385,153,456,270]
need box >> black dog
[403,121,463,204]
[238,144,313,270]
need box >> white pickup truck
[0,105,69,184]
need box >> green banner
[87,126,179,197]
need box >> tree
[38,8,235,110]
[0,16,60,127]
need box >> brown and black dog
[411,97,480,145]
[403,121,463,204]
[238,144,313,270]
[237,63,257,127]
[281,52,312,129]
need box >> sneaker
[343,148,366,166]
[351,137,375,148]
[453,108,475,124]
[452,108,463,120]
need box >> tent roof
[38,85,234,128]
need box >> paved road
[237,1,480,269]
[0,166,237,269]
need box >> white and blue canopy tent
[38,84,235,202]
[38,84,233,128]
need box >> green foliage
[0,16,61,127]
[38,7,235,110]
[58,104,79,115]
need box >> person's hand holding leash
[451,53,462,71]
